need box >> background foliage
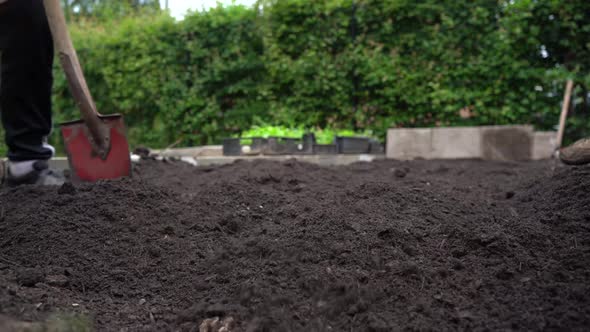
[2,0,589,155]
[60,0,161,21]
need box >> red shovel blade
[61,114,132,182]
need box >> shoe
[5,160,65,187]
[560,137,590,165]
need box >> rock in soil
[57,182,76,195]
[0,159,589,331]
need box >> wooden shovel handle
[42,0,110,159]
[556,80,574,150]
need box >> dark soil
[1,158,589,331]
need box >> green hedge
[53,6,267,149]
[2,0,588,156]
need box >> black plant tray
[265,137,301,155]
[300,133,316,154]
[336,136,371,154]
[222,137,268,156]
[222,138,241,156]
[250,137,268,154]
[369,139,385,154]
[223,134,379,156]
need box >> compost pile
[0,159,589,331]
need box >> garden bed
[0,158,589,331]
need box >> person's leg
[1,0,63,186]
[0,0,55,164]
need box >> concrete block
[481,125,534,161]
[387,128,432,160]
[532,131,556,160]
[431,127,482,159]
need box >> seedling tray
[222,137,268,156]
[336,137,371,154]
[266,137,300,155]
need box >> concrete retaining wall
[532,131,557,160]
[45,154,386,171]
[387,126,556,161]
[151,145,223,157]
[431,127,482,159]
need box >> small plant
[237,126,306,139]
[237,125,377,144]
[314,128,376,145]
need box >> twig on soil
[430,223,442,235]
[439,239,446,249]
[78,279,86,295]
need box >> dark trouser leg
[0,0,54,161]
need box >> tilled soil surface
[0,158,589,331]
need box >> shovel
[43,0,131,181]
